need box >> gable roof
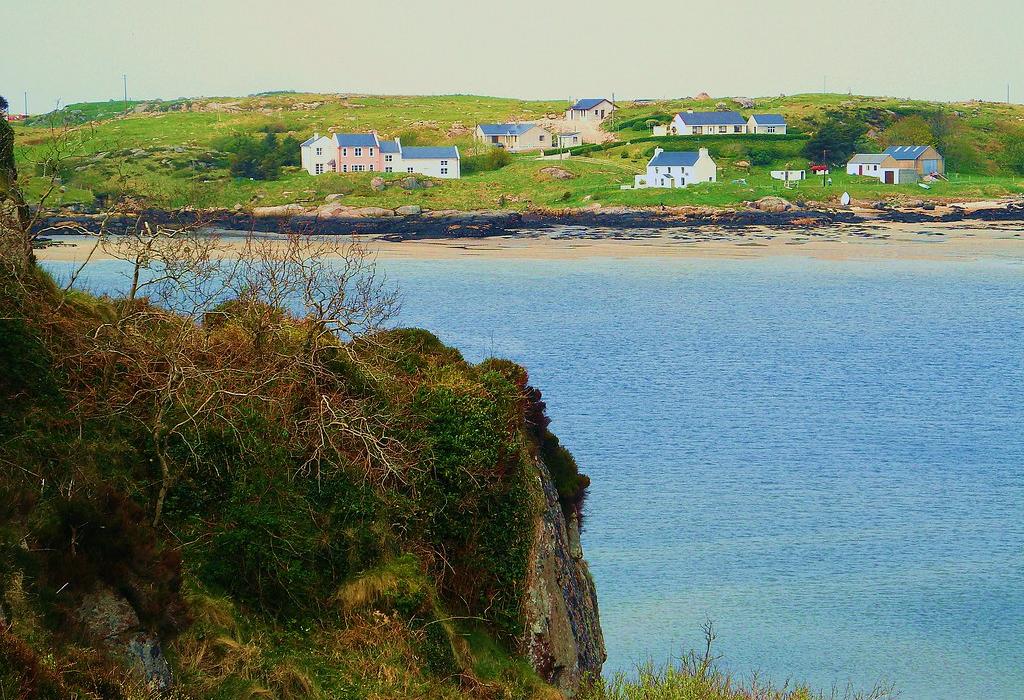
[401,146,460,160]
[674,110,745,126]
[750,114,786,125]
[649,150,701,167]
[848,153,889,164]
[570,98,612,110]
[379,140,401,154]
[478,123,539,136]
[301,134,330,147]
[884,145,934,160]
[334,133,380,148]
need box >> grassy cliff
[0,257,592,699]
[11,92,1024,212]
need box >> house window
[539,135,545,141]
[315,147,323,156]
[354,147,363,156]
[353,165,364,172]
[342,164,348,173]
[693,127,702,135]
[385,154,393,162]
[369,148,374,156]
[407,167,414,173]
[315,163,324,175]
[719,126,727,134]
[441,167,448,175]
[441,160,448,166]
[385,166,392,173]
[369,164,374,172]
[767,126,776,134]
[342,148,347,157]
[734,125,743,133]
[330,163,336,172]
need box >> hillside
[11,92,1024,213]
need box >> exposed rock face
[77,588,172,692]
[523,459,605,696]
[539,166,577,181]
[753,196,795,213]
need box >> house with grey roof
[475,123,552,152]
[746,114,788,134]
[847,146,944,184]
[846,153,889,178]
[633,147,717,189]
[671,110,747,136]
[565,98,615,121]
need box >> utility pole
[823,75,827,94]
[23,91,28,117]
[1008,83,1012,104]
[822,149,827,187]
[123,74,128,113]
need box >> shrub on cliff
[462,147,512,174]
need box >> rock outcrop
[523,459,605,695]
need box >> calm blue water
[44,252,1024,699]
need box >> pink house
[333,132,395,173]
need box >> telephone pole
[123,74,128,113]
[24,91,28,117]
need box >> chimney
[313,132,319,140]
[698,147,709,157]
[654,147,664,156]
[687,109,694,114]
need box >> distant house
[846,146,944,184]
[555,132,581,148]
[634,147,717,189]
[300,133,336,175]
[846,153,888,178]
[746,114,787,134]
[5,114,27,122]
[565,98,615,121]
[301,132,460,178]
[475,123,552,152]
[670,110,746,136]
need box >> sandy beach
[35,220,1024,265]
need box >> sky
[3,0,1023,113]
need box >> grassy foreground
[12,92,1024,212]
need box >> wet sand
[36,221,1024,264]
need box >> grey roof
[301,134,329,147]
[649,150,701,167]
[401,146,459,160]
[334,133,379,147]
[885,145,933,160]
[570,98,611,110]
[379,140,401,153]
[849,153,889,164]
[750,114,786,125]
[675,110,746,126]
[478,123,537,136]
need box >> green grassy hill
[12,92,1024,211]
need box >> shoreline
[37,219,1024,264]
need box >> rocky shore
[34,198,1024,243]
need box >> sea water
[43,252,1024,699]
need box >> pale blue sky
[3,0,1022,113]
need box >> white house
[394,145,461,178]
[555,132,582,148]
[846,153,888,178]
[671,110,747,136]
[746,114,787,134]
[634,147,717,189]
[300,133,336,175]
[565,98,615,121]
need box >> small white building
[555,132,582,148]
[634,147,717,189]
[565,98,615,121]
[395,145,461,179]
[300,133,336,175]
[846,153,889,178]
[475,123,553,152]
[747,114,787,134]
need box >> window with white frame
[441,160,448,166]
[369,164,374,172]
[342,164,348,172]
[385,154,393,162]
[719,125,727,133]
[369,148,374,156]
[353,165,365,172]
[767,126,776,134]
[315,147,322,156]
[385,166,392,173]
[342,148,347,157]
[440,167,448,175]
[407,167,414,173]
[315,163,324,174]
[734,125,743,133]
[355,147,362,156]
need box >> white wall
[301,136,335,175]
[399,156,461,179]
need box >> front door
[858,165,863,175]
[884,170,895,184]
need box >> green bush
[214,131,301,180]
[461,147,512,174]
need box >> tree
[879,115,935,148]
[803,115,867,166]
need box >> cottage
[846,153,888,178]
[565,98,615,121]
[300,133,336,175]
[670,110,746,136]
[746,114,787,134]
[475,123,552,152]
[302,132,460,179]
[633,147,717,189]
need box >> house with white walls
[746,114,788,134]
[565,98,615,121]
[395,146,460,178]
[670,110,747,136]
[846,153,888,178]
[846,146,944,184]
[633,147,717,189]
[300,133,336,175]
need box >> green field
[12,92,1024,211]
